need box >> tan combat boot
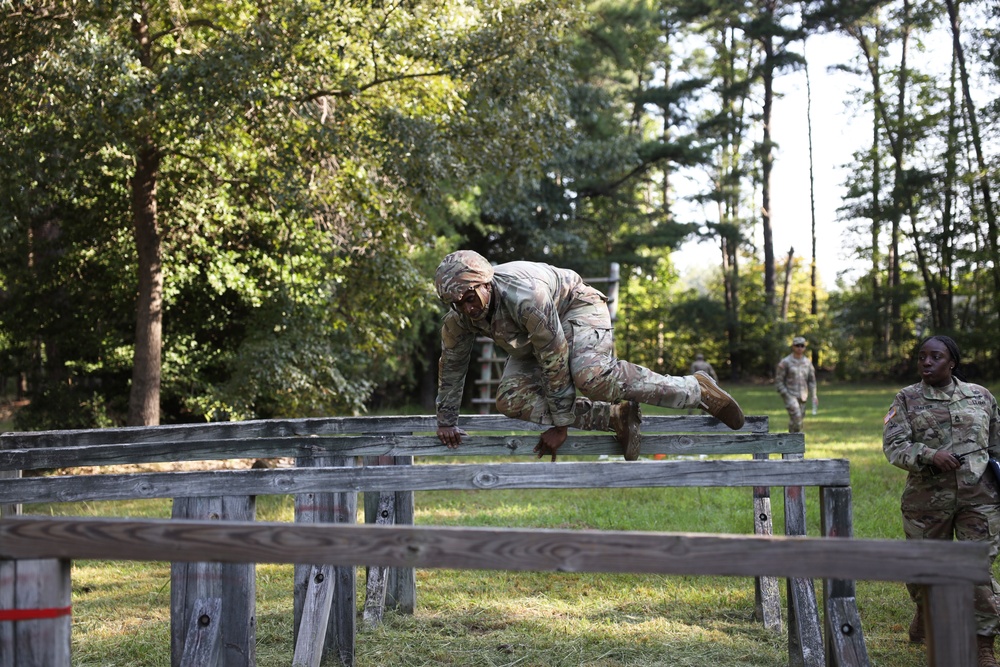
[610,400,642,461]
[978,635,999,667]
[694,371,745,430]
[908,605,924,644]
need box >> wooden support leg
[179,597,222,666]
[363,492,396,629]
[1,559,71,667]
[783,456,825,667]
[821,486,869,667]
[925,583,976,667]
[825,597,869,667]
[170,496,256,667]
[295,455,357,667]
[293,565,337,667]
[387,456,416,615]
[752,452,782,633]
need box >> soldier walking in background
[689,353,717,381]
[775,336,817,433]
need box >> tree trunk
[759,14,776,311]
[945,0,1000,343]
[127,139,163,427]
[780,247,794,321]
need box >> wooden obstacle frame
[0,414,987,667]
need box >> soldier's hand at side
[930,450,961,471]
[437,425,467,449]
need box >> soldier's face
[453,285,490,320]
[918,339,953,387]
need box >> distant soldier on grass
[433,250,745,461]
[775,336,817,433]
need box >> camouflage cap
[434,250,494,302]
[792,336,807,346]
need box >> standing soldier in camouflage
[433,250,745,461]
[689,353,718,381]
[883,335,1000,667]
[775,336,818,433]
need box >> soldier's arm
[883,393,935,472]
[775,360,788,395]
[435,313,476,429]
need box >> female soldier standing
[883,335,1000,667]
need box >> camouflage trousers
[782,393,806,433]
[494,300,700,429]
[901,472,1000,636]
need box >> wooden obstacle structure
[0,414,987,666]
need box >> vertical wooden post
[479,340,495,414]
[0,434,22,520]
[362,492,395,629]
[821,486,869,667]
[606,262,620,322]
[752,452,782,633]
[0,559,71,667]
[783,453,825,667]
[386,455,416,615]
[295,455,356,667]
[170,495,256,667]
[925,583,976,667]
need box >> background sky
[672,31,873,291]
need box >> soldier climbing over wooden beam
[432,250,744,461]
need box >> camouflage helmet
[434,250,494,303]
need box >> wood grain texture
[0,517,989,585]
[0,430,798,472]
[0,459,851,505]
[0,414,769,449]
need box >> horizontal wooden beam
[0,516,987,586]
[0,431,802,472]
[0,414,769,449]
[1,459,848,505]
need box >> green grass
[20,382,988,666]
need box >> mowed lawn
[16,381,994,666]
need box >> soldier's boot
[694,371,745,430]
[908,605,925,644]
[610,400,642,461]
[979,635,999,667]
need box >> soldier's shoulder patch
[884,406,897,424]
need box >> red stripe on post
[0,606,72,621]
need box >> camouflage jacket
[775,354,816,402]
[883,380,1000,484]
[436,261,607,427]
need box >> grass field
[16,382,996,666]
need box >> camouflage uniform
[883,380,1000,636]
[435,256,700,430]
[689,356,717,381]
[775,353,816,432]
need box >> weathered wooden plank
[362,492,395,630]
[0,459,851,505]
[826,597,870,667]
[0,430,798,472]
[292,565,336,667]
[178,598,222,667]
[924,583,976,667]
[0,414,769,449]
[0,517,989,585]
